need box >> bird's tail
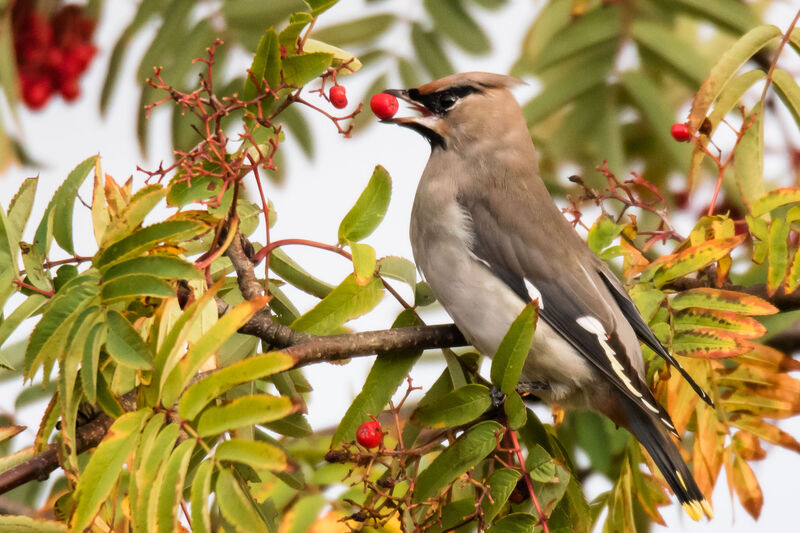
[622,400,713,521]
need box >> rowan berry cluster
[12,1,97,109]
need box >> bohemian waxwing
[381,72,713,520]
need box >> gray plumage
[382,72,713,520]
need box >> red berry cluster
[12,1,97,110]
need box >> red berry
[60,77,80,101]
[356,420,382,448]
[329,85,347,109]
[21,74,52,110]
[670,123,692,142]
[370,93,398,120]
[71,44,96,71]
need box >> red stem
[508,429,549,533]
[13,280,54,297]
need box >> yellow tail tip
[682,499,713,520]
[701,499,714,519]
[682,501,703,521]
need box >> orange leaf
[672,328,752,359]
[670,288,778,315]
[673,308,767,339]
[692,403,724,498]
[731,431,766,461]
[652,235,746,287]
[729,414,800,453]
[726,452,763,519]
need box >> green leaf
[767,218,790,296]
[156,438,195,533]
[689,25,782,130]
[658,0,756,35]
[196,394,294,437]
[104,256,203,281]
[486,513,537,532]
[504,389,528,430]
[81,321,106,403]
[96,220,207,268]
[24,281,99,379]
[191,461,214,533]
[0,208,16,310]
[413,420,503,503]
[280,494,326,533]
[689,70,765,187]
[263,412,313,438]
[270,248,333,299]
[281,52,333,87]
[72,409,149,533]
[482,468,522,522]
[290,274,383,335]
[523,58,607,124]
[312,14,396,47]
[161,295,270,406]
[105,310,153,370]
[33,155,97,255]
[101,274,175,302]
[7,177,37,244]
[751,187,800,217]
[377,256,417,295]
[178,351,294,420]
[533,6,620,73]
[491,303,538,394]
[587,216,625,254]
[216,438,287,471]
[424,0,490,54]
[0,516,67,532]
[411,383,492,428]
[0,294,47,349]
[672,328,751,358]
[302,39,362,73]
[306,0,339,17]
[411,22,454,79]
[331,309,422,446]
[215,468,268,533]
[632,20,709,86]
[349,241,377,286]
[338,165,391,243]
[103,185,167,244]
[620,70,691,171]
[670,288,778,315]
[734,102,765,211]
[243,29,280,116]
[773,69,800,128]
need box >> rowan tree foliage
[1,1,800,532]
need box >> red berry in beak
[370,93,398,120]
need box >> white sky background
[1,0,800,530]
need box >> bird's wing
[458,192,680,436]
[595,268,714,407]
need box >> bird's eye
[438,93,457,110]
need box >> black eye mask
[408,85,481,115]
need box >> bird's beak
[379,88,444,148]
[380,89,435,126]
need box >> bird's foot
[516,381,549,402]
